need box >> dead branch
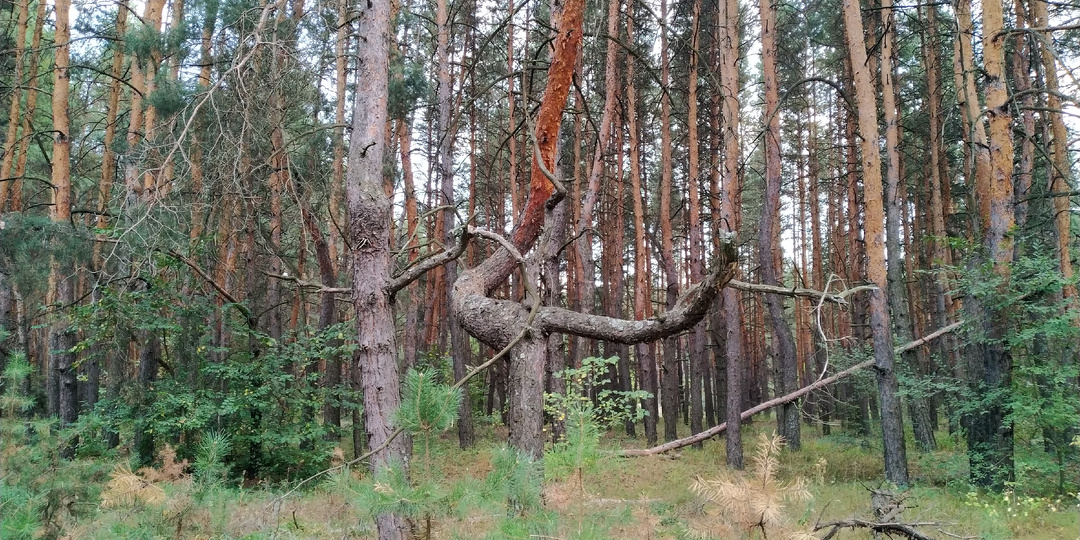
[389,224,472,294]
[167,250,254,325]
[620,359,874,456]
[264,272,351,294]
[815,519,940,540]
[620,319,964,456]
[727,279,877,305]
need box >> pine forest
[1,0,1079,537]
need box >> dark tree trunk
[134,330,160,466]
[301,201,341,438]
[758,0,800,450]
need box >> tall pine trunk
[842,0,910,485]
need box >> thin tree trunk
[0,0,30,209]
[329,0,348,266]
[626,6,658,446]
[686,0,706,448]
[1032,0,1078,316]
[920,3,961,392]
[842,0,909,485]
[758,0,800,450]
[573,0,620,369]
[719,0,744,468]
[611,119,634,437]
[7,0,47,212]
[435,0,474,448]
[658,0,679,443]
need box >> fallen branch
[620,320,964,456]
[620,359,873,456]
[895,320,963,355]
[815,519,939,540]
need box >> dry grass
[68,418,1080,539]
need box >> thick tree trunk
[347,1,410,537]
[451,0,584,459]
[842,0,910,486]
[50,0,78,449]
[966,0,1015,490]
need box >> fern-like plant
[690,433,816,540]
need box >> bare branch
[388,225,472,294]
[264,272,351,294]
[727,279,876,305]
[620,319,964,456]
[815,519,940,540]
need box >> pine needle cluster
[690,433,816,540]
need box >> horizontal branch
[264,272,351,294]
[388,227,472,294]
[815,519,939,540]
[620,359,874,456]
[620,319,964,456]
[536,241,737,343]
[727,279,876,305]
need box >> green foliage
[146,73,189,118]
[547,356,650,431]
[193,429,233,487]
[71,274,357,481]
[396,368,462,436]
[951,250,1080,495]
[354,460,451,520]
[2,351,34,417]
[1,358,114,538]
[388,52,429,120]
[0,214,89,296]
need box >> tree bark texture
[719,0,745,468]
[758,0,800,450]
[346,1,410,536]
[842,0,909,486]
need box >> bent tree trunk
[347,2,410,538]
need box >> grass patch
[5,416,1079,539]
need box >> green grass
[7,417,1079,539]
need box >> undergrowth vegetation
[2,353,1078,539]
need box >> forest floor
[31,418,1080,539]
